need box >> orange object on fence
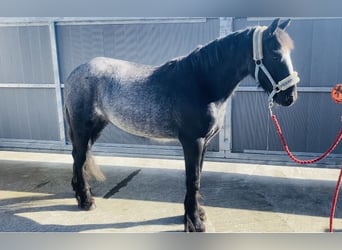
[331,84,342,104]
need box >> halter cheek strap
[253,26,300,109]
[253,26,267,62]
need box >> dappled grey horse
[64,18,299,232]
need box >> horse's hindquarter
[93,58,179,139]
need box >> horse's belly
[101,108,178,140]
[112,118,177,139]
[97,82,178,140]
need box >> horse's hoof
[184,215,206,232]
[184,223,206,232]
[77,197,96,211]
[78,202,96,211]
[84,202,96,211]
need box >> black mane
[152,27,254,96]
[155,27,253,75]
[186,28,253,70]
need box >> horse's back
[66,57,152,86]
[64,57,153,106]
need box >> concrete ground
[0,150,341,233]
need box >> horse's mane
[153,27,253,76]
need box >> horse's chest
[185,102,227,139]
[206,104,226,133]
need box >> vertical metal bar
[219,17,232,38]
[219,17,233,158]
[49,21,66,144]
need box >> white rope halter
[253,26,300,109]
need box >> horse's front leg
[180,137,206,232]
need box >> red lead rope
[271,114,342,232]
[330,169,342,232]
[271,114,342,164]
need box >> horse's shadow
[2,210,183,232]
[0,159,186,232]
[0,158,341,232]
[0,193,184,232]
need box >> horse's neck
[223,30,252,82]
[188,29,253,102]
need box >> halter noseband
[253,26,300,109]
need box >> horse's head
[249,18,299,107]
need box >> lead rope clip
[268,100,274,116]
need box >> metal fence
[0,17,341,163]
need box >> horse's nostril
[285,95,295,106]
[278,95,294,106]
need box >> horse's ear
[267,18,280,35]
[279,19,291,30]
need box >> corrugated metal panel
[0,25,54,84]
[0,88,60,140]
[309,20,342,87]
[231,92,269,152]
[57,19,221,150]
[56,20,220,81]
[232,91,342,154]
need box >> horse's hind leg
[70,130,95,210]
[66,111,104,210]
[180,136,206,232]
[69,115,108,210]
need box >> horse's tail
[65,106,106,182]
[84,151,106,182]
[64,106,74,143]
